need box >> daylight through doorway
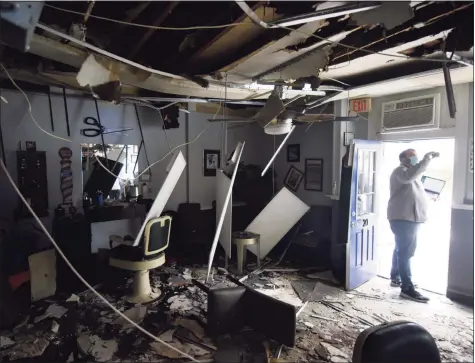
[377,138,455,295]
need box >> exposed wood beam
[105,2,151,47]
[127,1,179,59]
[189,4,281,64]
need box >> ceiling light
[269,2,381,28]
[264,119,293,135]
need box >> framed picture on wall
[287,144,300,162]
[284,166,304,192]
[305,158,323,191]
[203,149,220,176]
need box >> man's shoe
[400,288,429,303]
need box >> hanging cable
[44,3,470,64]
[45,4,248,30]
[94,100,223,182]
[277,24,462,64]
[0,64,73,143]
[304,101,331,132]
[0,159,200,362]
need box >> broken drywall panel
[216,171,233,259]
[322,30,453,81]
[261,47,331,81]
[133,151,186,246]
[351,1,414,30]
[28,249,56,302]
[29,33,262,100]
[150,340,208,359]
[222,20,327,80]
[6,338,50,361]
[257,30,355,82]
[246,187,310,259]
[320,66,474,104]
[113,305,147,326]
[206,142,245,281]
[168,295,194,312]
[77,54,119,87]
[173,317,206,339]
[190,5,282,64]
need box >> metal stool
[232,231,261,275]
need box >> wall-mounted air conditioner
[381,94,440,134]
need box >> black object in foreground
[353,321,441,363]
[193,276,297,347]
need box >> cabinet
[16,151,48,217]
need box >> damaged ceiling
[0,1,473,108]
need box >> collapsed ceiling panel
[321,29,453,81]
[350,1,414,30]
[0,1,472,107]
[189,5,282,65]
[320,65,474,102]
[220,19,328,81]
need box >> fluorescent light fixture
[269,2,381,28]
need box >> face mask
[409,156,419,166]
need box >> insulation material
[76,54,118,87]
[28,249,56,302]
[246,188,310,258]
[216,171,233,258]
[133,151,186,246]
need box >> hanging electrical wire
[94,89,225,182]
[45,3,248,30]
[0,64,73,144]
[0,159,200,362]
[44,2,471,64]
[94,103,222,181]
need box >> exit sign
[350,98,371,113]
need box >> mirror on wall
[81,143,139,200]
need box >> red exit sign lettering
[350,98,371,113]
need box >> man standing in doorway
[387,149,439,303]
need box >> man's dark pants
[389,220,420,291]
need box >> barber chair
[352,321,441,363]
[109,215,171,303]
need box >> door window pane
[356,149,377,217]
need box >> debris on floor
[113,305,147,326]
[0,336,15,349]
[0,262,472,362]
[4,338,50,361]
[65,294,80,303]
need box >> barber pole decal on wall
[59,147,73,205]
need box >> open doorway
[377,138,455,294]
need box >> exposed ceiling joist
[24,33,326,100]
[127,1,179,59]
[218,20,335,83]
[189,4,281,64]
[320,29,453,81]
[320,65,474,102]
[104,2,151,47]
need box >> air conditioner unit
[381,94,440,133]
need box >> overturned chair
[109,215,171,303]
